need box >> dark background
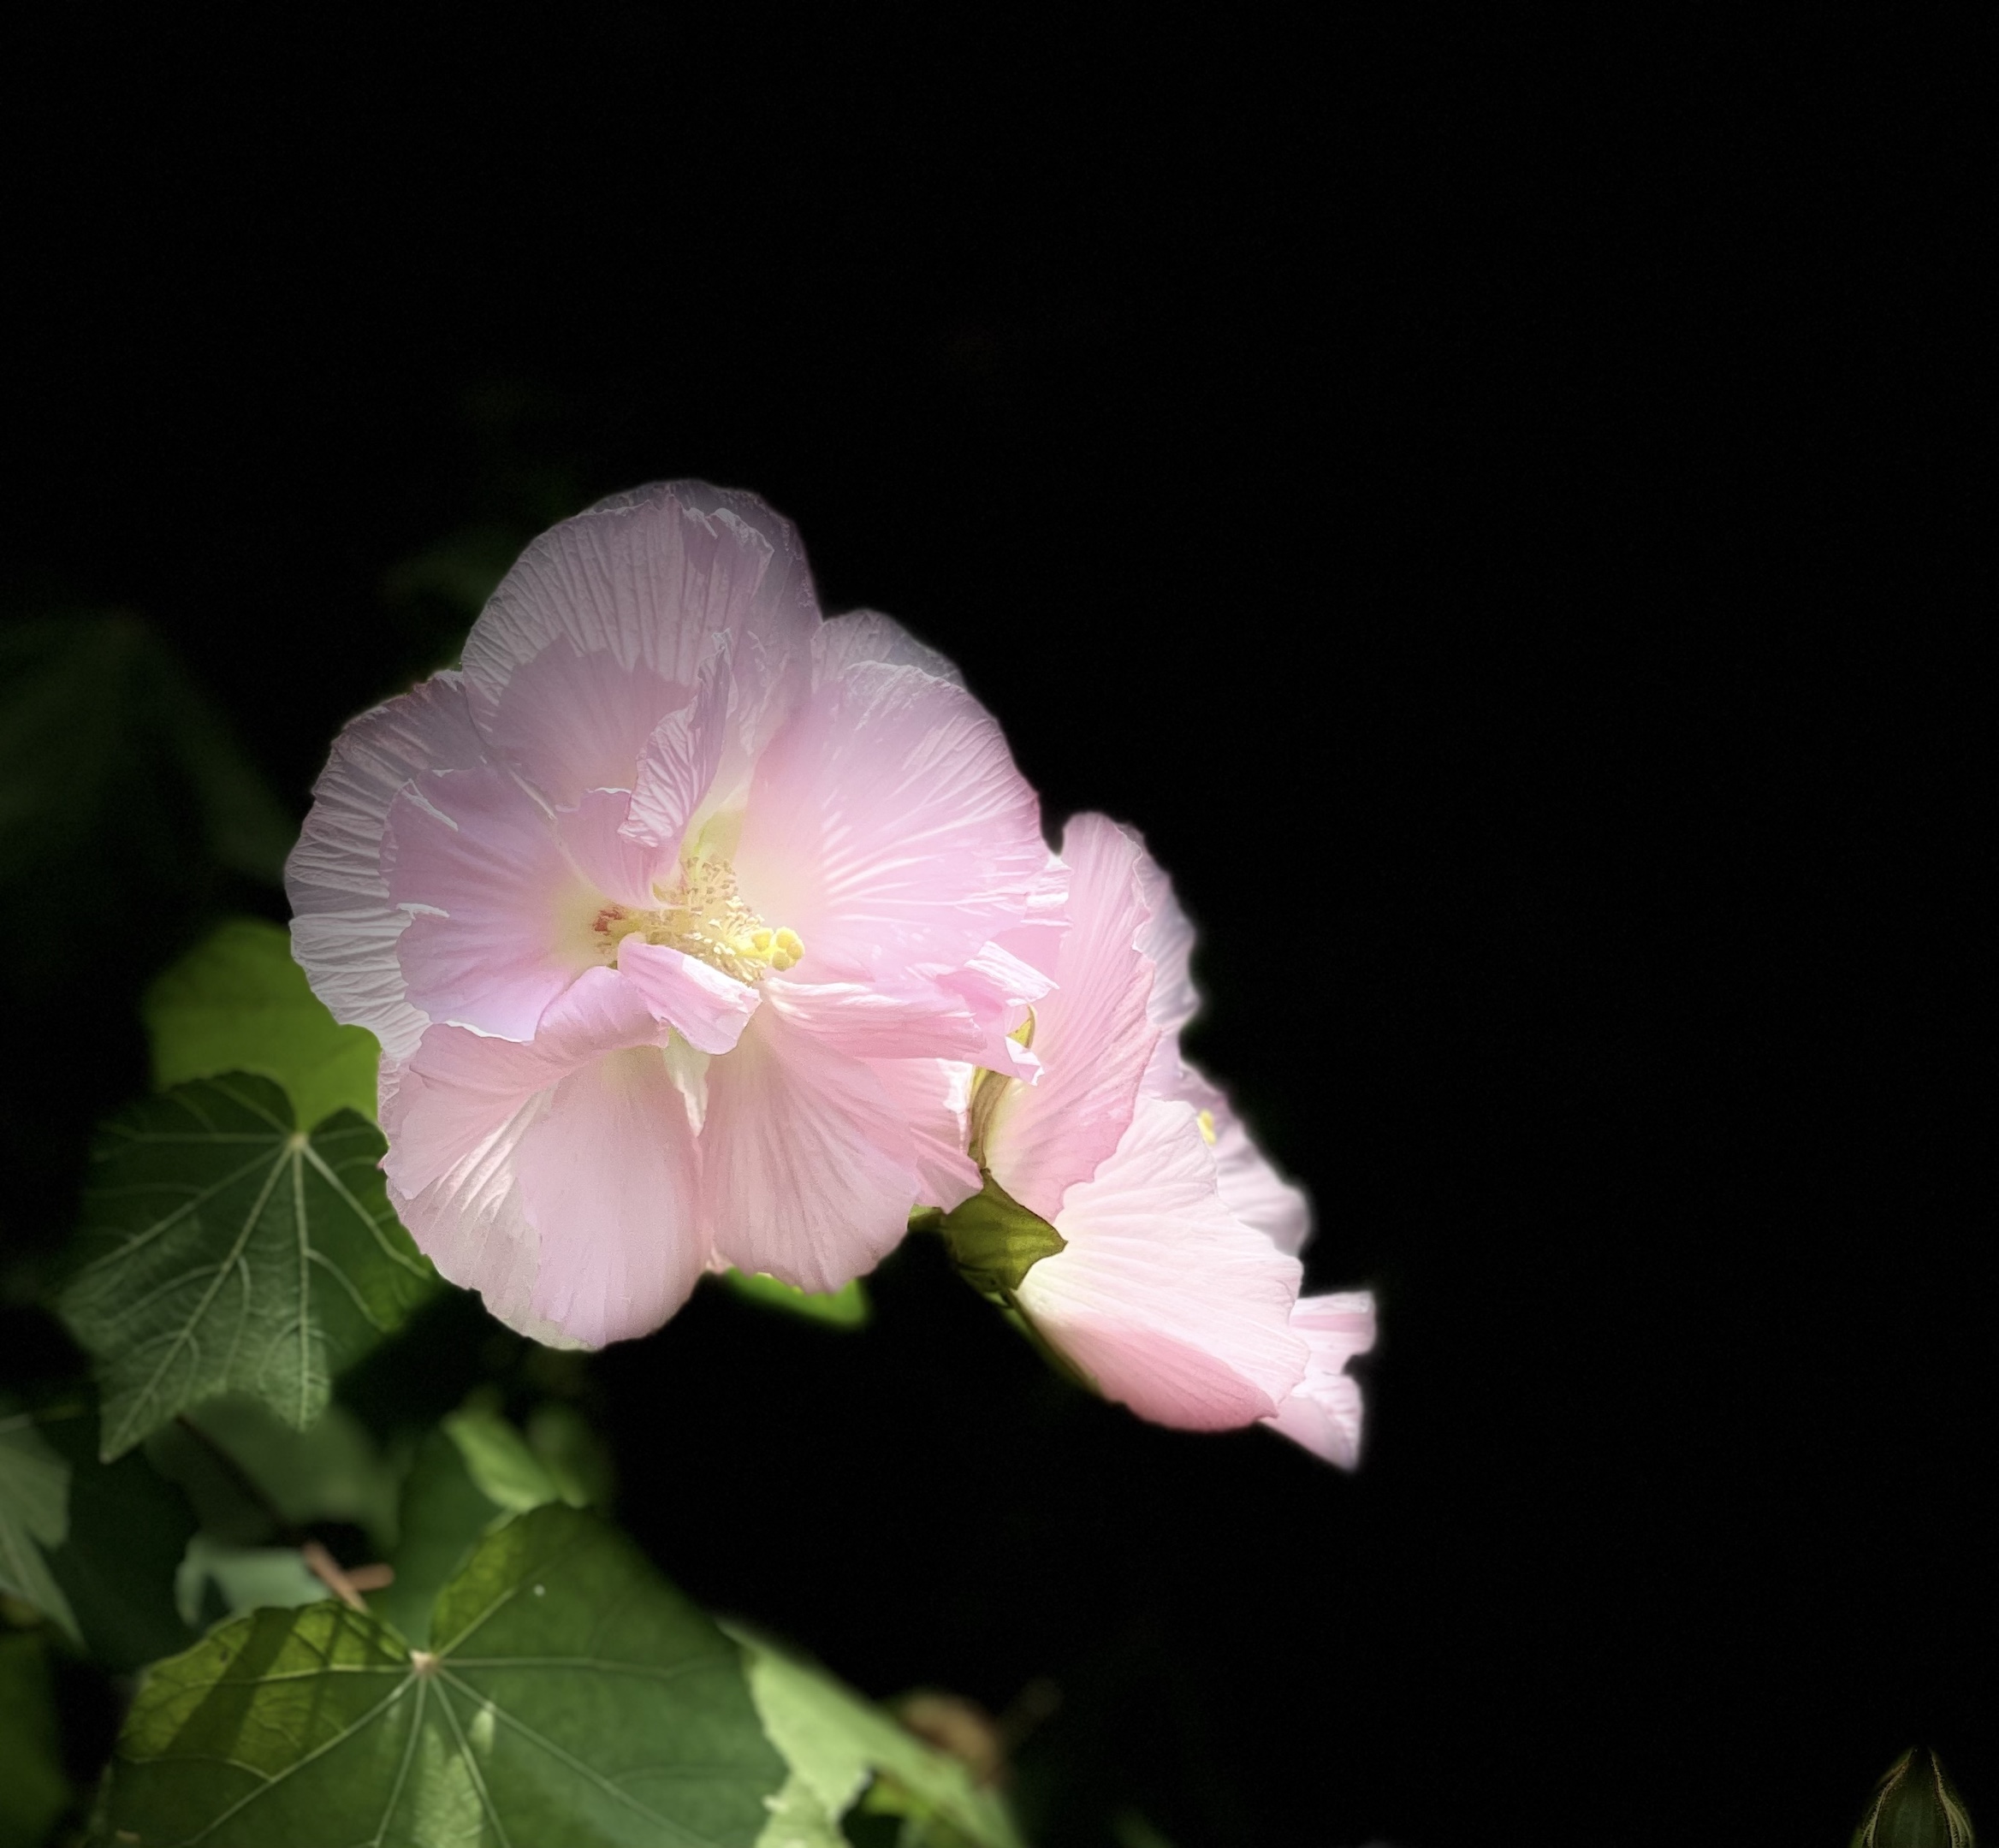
[1,16,1984,1846]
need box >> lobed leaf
[144,917,382,1128]
[59,1075,437,1460]
[99,1502,785,1848]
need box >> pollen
[1196,1108,1218,1146]
[593,855,804,984]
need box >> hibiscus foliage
[58,1077,436,1460]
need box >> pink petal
[981,814,1159,1220]
[702,1011,919,1293]
[285,673,489,1058]
[483,637,689,808]
[810,609,964,688]
[1156,1062,1314,1256]
[1263,1292,1377,1467]
[535,963,671,1063]
[761,974,987,1061]
[555,788,673,909]
[385,766,597,1040]
[460,482,821,706]
[514,1045,708,1348]
[1135,846,1201,1036]
[866,1057,981,1210]
[621,642,733,851]
[934,936,1060,1080]
[733,662,1050,983]
[378,1025,567,1202]
[615,939,761,1055]
[1016,1099,1308,1430]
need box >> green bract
[98,1504,786,1848]
[144,918,382,1129]
[936,1174,1067,1300]
[58,1075,436,1460]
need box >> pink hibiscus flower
[971,814,1376,1463]
[288,482,1059,1347]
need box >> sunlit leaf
[722,1270,872,1329]
[145,918,380,1128]
[100,1503,785,1848]
[0,1632,72,1848]
[729,1626,1027,1848]
[175,1534,326,1628]
[58,1075,437,1460]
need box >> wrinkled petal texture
[737,661,1052,982]
[702,1012,920,1293]
[1264,1293,1378,1467]
[384,767,597,1040]
[285,675,489,1060]
[288,482,1068,1348]
[1017,1099,1308,1429]
[982,814,1160,1220]
[514,1048,706,1347]
[460,482,820,702]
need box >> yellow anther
[1196,1108,1218,1146]
[592,858,803,986]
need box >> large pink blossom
[288,483,1059,1347]
[974,814,1376,1462]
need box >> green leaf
[58,1075,437,1460]
[722,1270,873,1329]
[44,1400,202,1671]
[373,1426,504,1650]
[729,1628,1027,1848]
[936,1175,1066,1299]
[442,1405,573,1514]
[0,1401,77,1640]
[145,918,381,1128]
[99,1503,786,1848]
[0,615,293,899]
[175,1534,327,1629]
[0,1632,72,1848]
[149,1395,405,1554]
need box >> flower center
[594,854,804,984]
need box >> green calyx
[933,1171,1066,1300]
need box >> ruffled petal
[555,788,673,909]
[483,637,689,808]
[866,1057,980,1210]
[534,963,670,1063]
[615,939,761,1055]
[735,661,1051,981]
[285,673,489,1058]
[1135,846,1201,1037]
[702,1011,919,1293]
[1154,1062,1314,1256]
[621,642,733,852]
[1263,1292,1377,1467]
[810,609,964,688]
[514,1046,708,1348]
[384,766,597,1040]
[1016,1099,1308,1430]
[460,482,820,705]
[982,814,1159,1220]
[760,974,987,1061]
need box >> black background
[1,16,1984,1846]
